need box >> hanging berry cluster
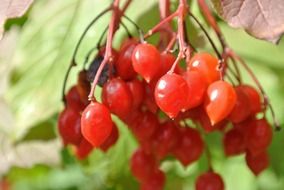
[58,0,280,189]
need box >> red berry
[75,138,93,160]
[65,86,85,111]
[241,85,262,114]
[183,70,207,109]
[131,148,156,182]
[115,39,138,80]
[246,150,269,176]
[99,123,119,152]
[155,73,189,118]
[132,43,161,82]
[143,80,158,113]
[173,127,204,166]
[102,78,133,118]
[195,172,224,190]
[223,128,246,156]
[204,81,237,125]
[187,52,220,84]
[228,86,251,123]
[246,119,272,155]
[81,102,113,147]
[132,111,159,141]
[77,70,91,105]
[127,79,145,110]
[140,169,165,190]
[58,108,82,146]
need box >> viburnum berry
[81,102,113,147]
[130,148,156,182]
[102,78,133,118]
[245,150,269,176]
[99,123,119,152]
[75,138,94,160]
[132,43,161,82]
[65,86,85,111]
[204,80,237,125]
[140,169,165,190]
[127,79,145,110]
[228,86,251,123]
[223,128,246,156]
[241,85,262,114]
[183,70,207,109]
[187,52,220,85]
[173,127,204,167]
[155,73,189,118]
[195,172,224,190]
[143,80,159,113]
[115,38,138,80]
[246,118,272,155]
[77,70,91,105]
[58,107,82,146]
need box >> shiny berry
[81,102,113,147]
[195,172,224,190]
[127,79,145,110]
[187,52,220,84]
[99,123,119,152]
[155,73,189,118]
[241,85,262,114]
[204,80,237,125]
[102,78,133,118]
[223,128,245,156]
[58,108,82,146]
[132,43,161,82]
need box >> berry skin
[241,85,262,114]
[99,123,119,152]
[131,148,156,182]
[75,138,93,160]
[143,80,159,113]
[246,119,272,155]
[195,172,224,190]
[81,102,113,147]
[155,73,189,118]
[173,127,204,167]
[183,70,207,110]
[58,108,82,146]
[127,79,145,110]
[115,38,138,80]
[102,78,133,119]
[223,128,246,156]
[228,86,251,123]
[140,169,165,190]
[246,151,269,176]
[187,52,220,85]
[204,80,237,125]
[65,86,85,111]
[132,43,161,82]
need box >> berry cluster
[59,37,274,190]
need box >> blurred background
[0,0,284,189]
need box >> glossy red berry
[246,119,272,155]
[75,138,93,160]
[173,127,204,166]
[187,52,220,84]
[195,172,224,190]
[241,85,262,114]
[115,38,138,80]
[58,108,82,146]
[127,79,145,110]
[65,86,85,111]
[131,148,156,182]
[99,123,119,152]
[228,86,251,123]
[183,70,207,109]
[155,73,189,118]
[246,151,269,176]
[204,80,237,125]
[132,43,161,82]
[223,128,246,156]
[140,169,165,190]
[102,78,133,118]
[81,102,113,147]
